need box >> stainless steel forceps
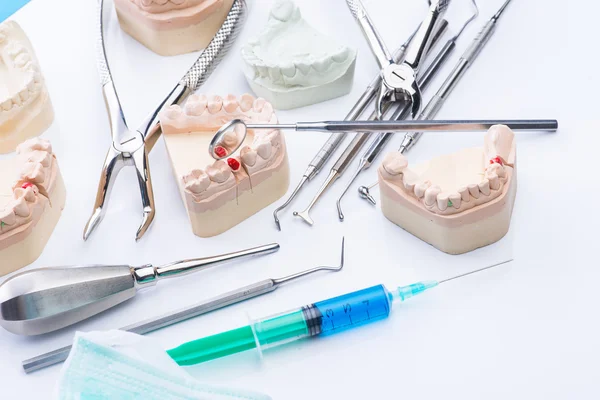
[346,0,450,118]
[84,0,246,241]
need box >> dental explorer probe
[271,20,449,231]
[336,0,480,220]
[290,22,451,227]
[358,0,514,205]
[22,239,345,373]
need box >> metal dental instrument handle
[272,20,448,231]
[22,238,345,373]
[210,119,558,161]
[84,0,247,241]
[400,0,512,153]
[0,243,278,336]
[377,0,451,118]
[358,0,514,205]
[346,0,394,68]
[337,0,480,217]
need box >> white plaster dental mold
[0,138,66,276]
[159,94,289,237]
[378,125,517,255]
[241,0,357,110]
[114,0,235,56]
[0,21,54,154]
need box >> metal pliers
[346,0,450,118]
[84,0,247,241]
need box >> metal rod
[438,259,513,284]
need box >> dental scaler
[168,259,512,366]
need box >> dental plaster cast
[378,125,516,255]
[114,0,235,56]
[0,21,53,154]
[0,138,66,276]
[241,0,357,110]
[160,94,289,237]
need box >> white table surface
[1,0,598,398]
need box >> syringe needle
[438,259,514,284]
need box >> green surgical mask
[55,331,270,400]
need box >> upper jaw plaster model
[159,93,289,237]
[378,125,516,255]
[0,21,53,155]
[114,0,235,56]
[0,138,66,276]
[241,0,357,110]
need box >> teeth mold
[241,0,357,110]
[159,94,289,237]
[114,0,235,56]
[378,125,517,255]
[0,21,54,155]
[0,138,66,276]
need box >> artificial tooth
[253,98,266,113]
[33,72,42,83]
[487,172,500,190]
[141,0,153,5]
[240,146,257,167]
[223,128,239,148]
[239,94,254,111]
[0,32,5,44]
[183,169,210,193]
[281,62,296,77]
[164,104,182,120]
[268,67,283,82]
[437,194,449,211]
[154,0,168,5]
[314,58,330,72]
[28,150,52,167]
[207,95,223,114]
[256,65,268,77]
[261,101,274,119]
[19,186,36,202]
[19,89,30,102]
[184,94,207,116]
[488,162,505,178]
[20,161,45,183]
[449,193,462,209]
[424,185,441,206]
[295,62,311,75]
[0,209,16,226]
[206,161,232,183]
[14,52,30,68]
[171,0,185,4]
[13,197,30,217]
[6,44,25,59]
[478,179,491,196]
[12,94,22,106]
[223,94,238,113]
[263,129,281,147]
[256,140,272,159]
[332,47,350,63]
[1,98,12,111]
[414,181,430,198]
[468,184,480,199]
[458,187,470,202]
[382,152,407,175]
[26,80,36,93]
[17,137,52,153]
[403,180,415,192]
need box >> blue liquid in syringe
[302,285,391,336]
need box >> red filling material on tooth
[227,158,240,171]
[21,182,34,189]
[215,146,227,158]
[490,156,503,166]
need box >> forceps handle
[346,0,393,68]
[403,0,450,71]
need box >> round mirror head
[208,119,248,160]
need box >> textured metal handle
[96,0,110,86]
[462,19,496,62]
[403,0,450,70]
[179,0,247,90]
[345,0,393,68]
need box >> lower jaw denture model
[159,94,289,237]
[114,0,235,56]
[0,138,66,275]
[0,21,54,154]
[378,125,516,255]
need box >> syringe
[167,259,512,366]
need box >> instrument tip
[293,210,314,226]
[493,0,512,21]
[358,186,377,205]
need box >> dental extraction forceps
[84,0,246,241]
[292,21,451,227]
[23,238,345,373]
[358,0,514,205]
[346,0,450,118]
[336,0,480,219]
[271,20,448,231]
